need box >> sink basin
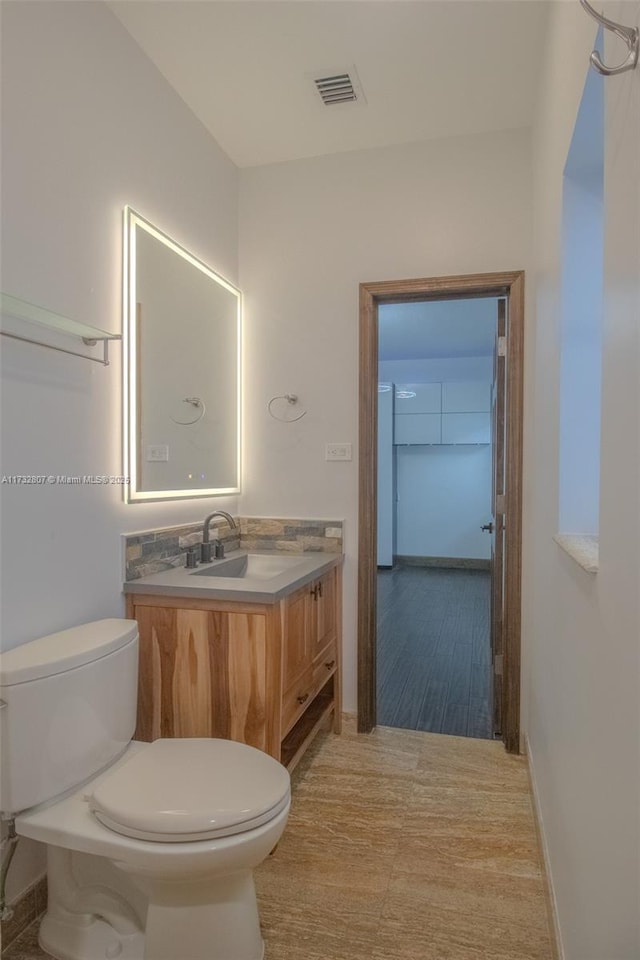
[190,553,305,580]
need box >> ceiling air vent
[313,70,364,106]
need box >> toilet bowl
[1,620,290,960]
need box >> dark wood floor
[376,565,493,739]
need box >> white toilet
[0,619,290,960]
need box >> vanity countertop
[123,549,343,604]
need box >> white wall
[0,1,239,900]
[558,55,604,536]
[395,445,492,559]
[239,128,532,715]
[558,174,603,534]
[526,3,640,956]
[378,359,493,562]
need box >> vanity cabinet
[126,566,341,771]
[281,573,338,740]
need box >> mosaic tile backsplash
[124,517,343,580]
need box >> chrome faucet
[201,511,238,562]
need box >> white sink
[190,553,305,580]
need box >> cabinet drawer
[282,666,315,736]
[313,640,337,688]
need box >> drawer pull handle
[310,586,318,599]
[325,660,336,670]
[297,693,310,705]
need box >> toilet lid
[88,739,290,842]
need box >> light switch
[325,443,352,461]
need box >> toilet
[0,619,290,960]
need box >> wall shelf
[0,292,121,366]
[553,534,599,573]
[280,682,335,772]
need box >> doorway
[377,297,497,739]
[358,271,524,753]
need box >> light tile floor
[3,720,555,960]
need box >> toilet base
[39,913,144,960]
[40,849,266,960]
[142,870,265,960]
[39,908,264,960]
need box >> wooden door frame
[358,270,524,753]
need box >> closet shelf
[0,292,121,366]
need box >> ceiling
[378,298,497,361]
[109,0,550,168]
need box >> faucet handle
[200,542,214,563]
[185,547,199,569]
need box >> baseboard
[0,874,46,955]
[524,736,564,960]
[394,555,490,571]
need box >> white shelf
[0,292,121,365]
[553,534,599,573]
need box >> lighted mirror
[123,207,241,502]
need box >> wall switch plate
[146,445,169,462]
[325,443,352,461]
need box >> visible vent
[314,72,358,105]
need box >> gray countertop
[123,549,343,604]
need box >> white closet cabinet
[394,383,441,445]
[441,381,490,445]
[392,381,491,445]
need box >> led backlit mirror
[123,207,241,502]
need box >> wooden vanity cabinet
[126,565,341,771]
[281,572,339,740]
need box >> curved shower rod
[579,0,638,76]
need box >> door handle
[481,523,494,533]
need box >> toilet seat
[88,738,290,843]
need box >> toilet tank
[0,619,139,815]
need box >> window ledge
[553,534,599,573]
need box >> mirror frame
[122,206,241,502]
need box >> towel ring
[170,397,206,425]
[268,393,307,423]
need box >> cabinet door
[311,570,338,659]
[442,381,491,413]
[394,413,441,445]
[395,382,441,413]
[441,412,491,444]
[134,603,267,750]
[283,583,312,690]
